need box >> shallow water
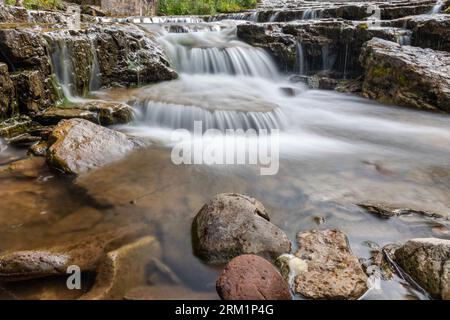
[1,25,450,300]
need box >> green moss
[357,23,369,30]
[445,6,450,14]
[157,0,258,16]
[371,64,393,78]
[397,74,408,87]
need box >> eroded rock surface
[192,193,291,265]
[216,254,292,300]
[294,229,368,299]
[395,238,450,299]
[360,38,450,113]
[46,118,137,175]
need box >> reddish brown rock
[216,254,292,300]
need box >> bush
[157,0,258,16]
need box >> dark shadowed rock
[216,254,291,300]
[46,118,137,175]
[0,63,17,120]
[360,38,450,113]
[395,238,450,300]
[192,193,291,265]
[294,229,368,300]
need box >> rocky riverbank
[0,2,450,300]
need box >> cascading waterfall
[49,39,76,100]
[128,26,287,132]
[133,99,285,132]
[296,42,307,75]
[89,37,101,92]
[48,33,101,101]
[429,0,444,13]
[160,27,279,79]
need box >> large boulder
[216,254,291,300]
[394,238,450,300]
[360,38,450,113]
[192,193,291,265]
[46,118,137,175]
[294,229,368,300]
[0,63,17,120]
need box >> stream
[1,20,450,300]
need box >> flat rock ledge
[294,229,369,300]
[46,118,137,175]
[395,238,450,300]
[192,193,291,265]
[360,38,450,113]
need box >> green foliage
[5,0,62,11]
[157,0,258,16]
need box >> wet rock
[307,74,338,90]
[0,226,148,281]
[28,140,48,157]
[0,28,52,75]
[294,229,368,300]
[37,102,133,126]
[392,14,450,52]
[7,157,47,178]
[0,115,33,139]
[11,70,54,115]
[80,236,161,300]
[46,118,137,175]
[360,38,450,113]
[49,207,104,235]
[358,203,444,219]
[395,238,450,299]
[0,63,17,120]
[192,193,291,265]
[216,254,292,300]
[124,285,216,300]
[0,5,68,24]
[237,20,409,78]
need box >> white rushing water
[113,26,450,172]
[429,0,444,13]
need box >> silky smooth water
[1,24,450,300]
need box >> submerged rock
[124,285,216,300]
[395,238,450,300]
[80,236,161,300]
[360,38,450,113]
[192,193,291,265]
[294,229,368,300]
[0,226,148,281]
[216,254,292,300]
[46,118,137,175]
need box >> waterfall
[296,42,307,75]
[302,8,321,20]
[429,0,444,13]
[49,39,76,100]
[89,37,101,92]
[160,27,279,79]
[133,100,285,132]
